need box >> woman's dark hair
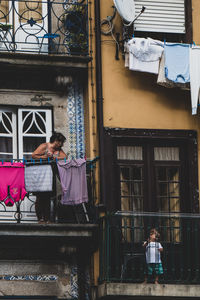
[50,132,66,144]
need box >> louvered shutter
[134,0,185,34]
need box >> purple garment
[57,159,88,205]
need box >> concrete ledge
[98,283,200,298]
[0,52,91,69]
[0,222,98,234]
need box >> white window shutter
[134,0,185,34]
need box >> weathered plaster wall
[0,90,69,154]
[0,260,81,299]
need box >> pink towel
[0,162,27,206]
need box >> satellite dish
[113,0,135,23]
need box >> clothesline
[131,34,197,47]
[0,156,99,166]
[125,37,200,115]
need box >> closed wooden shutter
[134,0,185,34]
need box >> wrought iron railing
[0,158,97,223]
[99,212,200,284]
[0,0,88,55]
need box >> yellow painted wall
[99,0,200,130]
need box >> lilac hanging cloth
[57,159,88,205]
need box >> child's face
[150,233,156,241]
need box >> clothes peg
[48,157,50,164]
[193,41,196,46]
[56,158,58,164]
[64,157,67,163]
[33,159,35,165]
[1,160,3,165]
[11,160,13,165]
[40,158,42,164]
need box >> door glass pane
[19,0,42,23]
[156,166,180,212]
[120,166,143,211]
[0,1,9,23]
[23,136,46,153]
[18,108,52,159]
[0,137,12,152]
[0,109,17,159]
[156,166,180,242]
[117,146,143,160]
[154,147,179,161]
[23,111,46,134]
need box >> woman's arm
[32,143,48,159]
[56,149,67,160]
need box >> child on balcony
[143,228,163,284]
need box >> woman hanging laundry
[31,132,67,223]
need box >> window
[103,128,198,214]
[134,0,186,34]
[0,107,52,159]
[131,0,192,43]
[117,144,184,213]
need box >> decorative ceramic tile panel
[67,81,85,159]
[0,275,58,281]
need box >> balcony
[0,0,88,56]
[0,158,98,224]
[98,212,200,299]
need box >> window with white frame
[0,107,52,160]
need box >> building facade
[1,0,200,300]
[93,0,200,299]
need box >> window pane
[117,146,143,160]
[0,154,13,160]
[23,137,46,153]
[0,137,12,152]
[120,167,130,181]
[170,198,180,212]
[121,197,131,211]
[154,147,179,161]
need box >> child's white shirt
[146,241,163,264]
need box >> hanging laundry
[124,41,129,68]
[164,44,190,84]
[157,52,190,90]
[57,159,88,205]
[25,164,53,192]
[0,162,27,206]
[189,46,200,115]
[127,37,164,74]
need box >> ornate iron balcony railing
[99,212,200,284]
[0,158,97,223]
[0,0,88,55]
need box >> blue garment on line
[164,44,190,83]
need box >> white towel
[127,38,164,74]
[25,164,53,192]
[189,46,200,115]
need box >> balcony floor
[98,283,200,299]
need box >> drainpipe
[94,0,106,206]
